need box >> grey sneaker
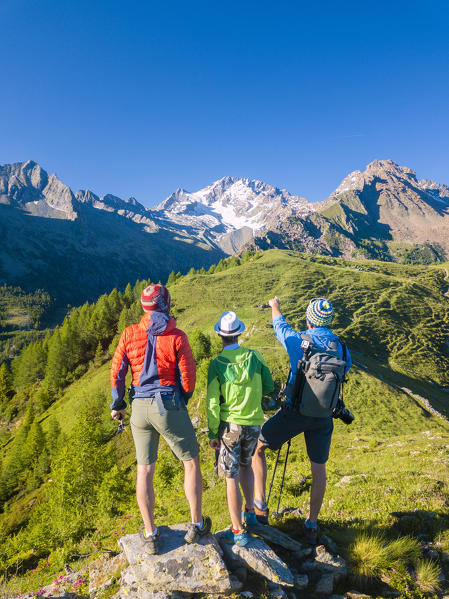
[184,515,212,544]
[139,525,159,554]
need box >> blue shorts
[259,405,334,464]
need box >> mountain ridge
[2,158,449,312]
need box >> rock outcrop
[118,524,236,595]
[14,523,348,599]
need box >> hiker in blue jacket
[252,296,351,544]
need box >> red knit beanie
[141,284,171,313]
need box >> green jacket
[206,346,274,439]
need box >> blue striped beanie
[306,298,333,327]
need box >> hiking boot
[139,525,159,554]
[254,505,269,525]
[241,508,259,527]
[184,515,212,544]
[223,527,250,547]
[303,521,320,545]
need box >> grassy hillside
[1,249,449,597]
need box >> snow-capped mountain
[153,176,315,252]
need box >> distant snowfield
[153,176,314,244]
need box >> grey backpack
[287,334,347,418]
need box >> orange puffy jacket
[110,311,196,410]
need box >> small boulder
[268,586,288,599]
[301,545,347,582]
[320,535,339,555]
[293,574,308,590]
[315,573,334,595]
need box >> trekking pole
[267,446,282,505]
[275,439,291,515]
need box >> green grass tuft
[415,558,442,594]
[349,533,389,578]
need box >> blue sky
[1,0,448,205]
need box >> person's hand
[268,296,280,309]
[268,296,282,318]
[209,439,220,450]
[111,409,126,421]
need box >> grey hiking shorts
[130,394,199,465]
[259,404,334,464]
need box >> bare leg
[239,464,255,510]
[183,455,202,522]
[309,461,327,522]
[136,463,156,533]
[252,440,268,504]
[226,476,243,530]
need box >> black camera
[332,399,355,425]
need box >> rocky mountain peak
[0,160,77,219]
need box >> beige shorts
[130,394,199,465]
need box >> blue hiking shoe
[223,527,250,547]
[242,509,259,527]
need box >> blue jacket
[273,315,351,401]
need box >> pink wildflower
[36,590,45,596]
[113,531,118,535]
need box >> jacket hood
[304,327,340,351]
[140,312,176,336]
[215,349,258,385]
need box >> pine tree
[167,271,177,285]
[44,328,67,390]
[123,283,134,307]
[94,341,103,367]
[0,363,14,408]
[108,288,123,322]
[47,416,62,460]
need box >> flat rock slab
[215,529,293,587]
[248,524,304,553]
[118,525,233,594]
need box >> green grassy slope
[1,249,449,597]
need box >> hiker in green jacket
[207,311,274,546]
